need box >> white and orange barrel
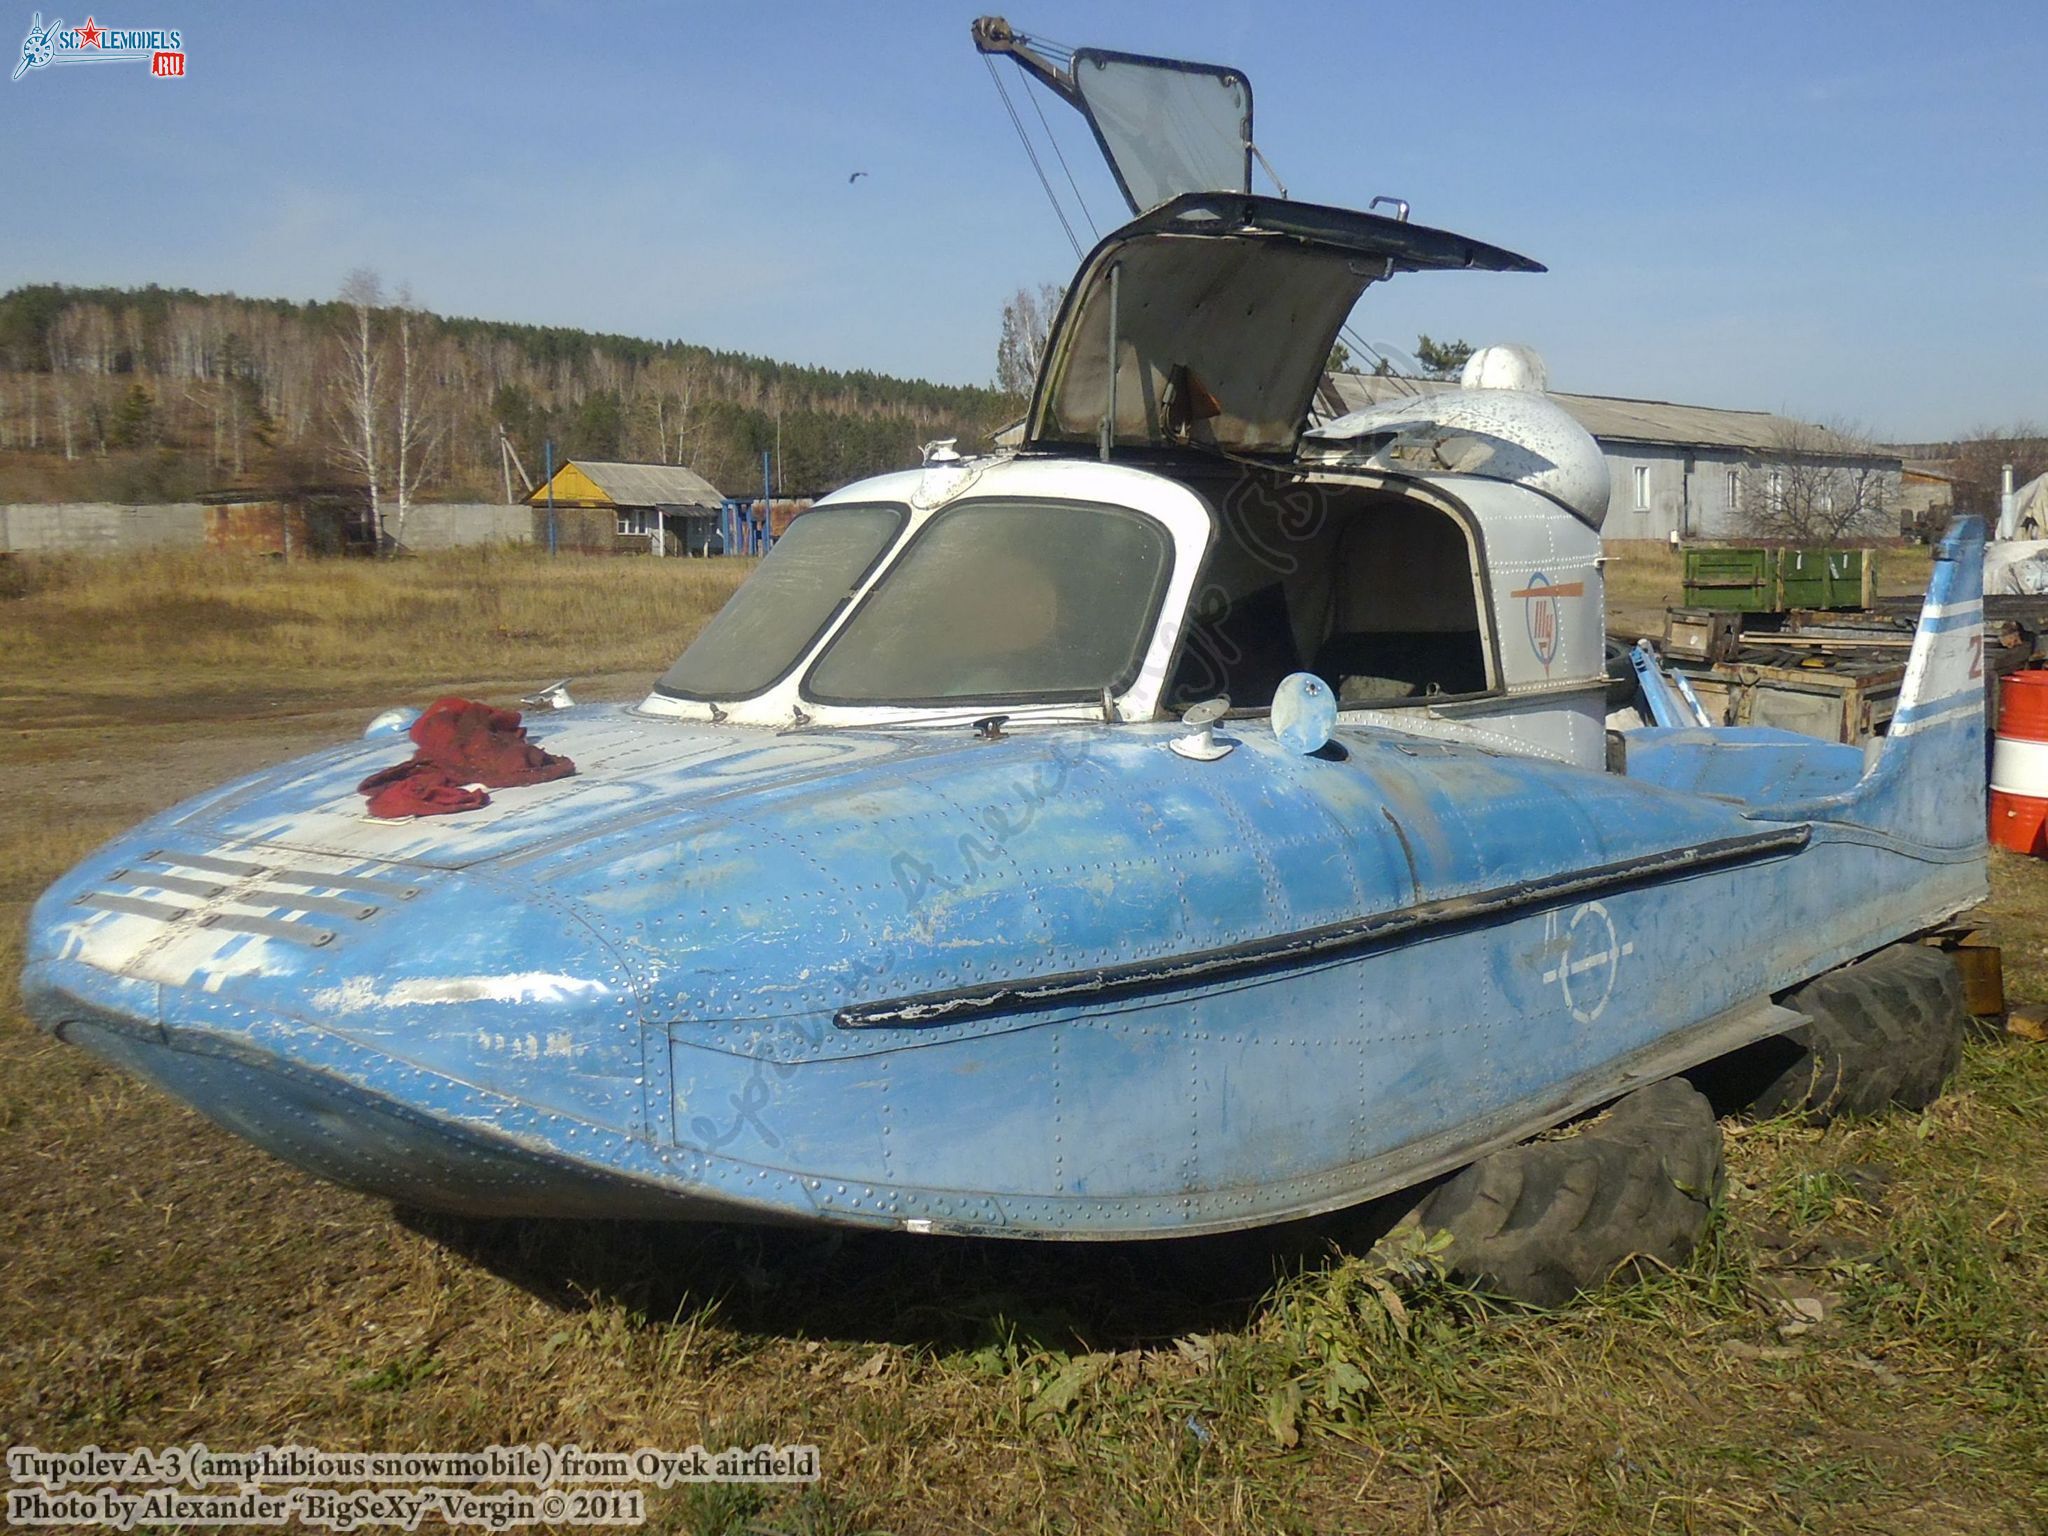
[1990,669,2048,856]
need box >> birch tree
[327,269,385,544]
[47,307,84,460]
[647,357,701,465]
[388,288,441,552]
[995,283,1062,395]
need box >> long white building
[1321,374,1902,542]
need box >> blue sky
[2,1,2042,438]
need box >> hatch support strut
[971,16,1083,110]
[1101,261,1119,462]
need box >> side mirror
[521,679,577,711]
[1169,696,1235,761]
[364,706,422,740]
[1272,672,1336,755]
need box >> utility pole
[497,424,534,501]
[545,438,557,556]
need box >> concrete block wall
[0,502,535,554]
[0,502,207,553]
[394,503,533,550]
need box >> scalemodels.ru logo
[12,11,185,81]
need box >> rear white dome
[1460,344,1549,393]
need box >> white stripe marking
[1921,599,1985,621]
[1891,699,1980,737]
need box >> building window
[1632,466,1650,511]
[1768,469,1784,509]
[615,511,635,536]
[1726,469,1739,510]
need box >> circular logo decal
[1523,571,1561,668]
[1542,901,1636,1023]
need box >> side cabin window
[1311,506,1489,707]
[1164,482,1489,714]
[658,503,906,700]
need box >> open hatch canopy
[1067,46,1253,214]
[1026,193,1545,458]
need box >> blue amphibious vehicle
[21,132,1989,1240]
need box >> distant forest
[0,283,1023,505]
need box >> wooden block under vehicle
[1920,929,2007,1020]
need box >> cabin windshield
[657,503,905,700]
[804,499,1173,706]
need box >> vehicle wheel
[1746,943,1966,1124]
[1603,636,1638,715]
[1414,1079,1724,1308]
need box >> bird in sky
[848,170,869,184]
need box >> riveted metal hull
[20,531,1991,1237]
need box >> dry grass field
[1,548,2042,1535]
[0,546,751,721]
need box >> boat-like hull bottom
[53,1015,769,1223]
[46,986,1816,1236]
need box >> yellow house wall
[530,464,612,507]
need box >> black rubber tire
[1747,944,1966,1125]
[1414,1079,1725,1308]
[1603,637,1638,715]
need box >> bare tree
[1734,418,1893,542]
[387,288,441,552]
[327,269,386,543]
[1947,424,2048,522]
[1,283,1022,505]
[47,308,85,461]
[647,358,701,465]
[222,334,249,476]
[995,283,1063,395]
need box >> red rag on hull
[357,761,491,819]
[356,697,576,818]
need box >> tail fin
[1859,517,1986,848]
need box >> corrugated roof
[534,459,725,509]
[1323,375,1894,460]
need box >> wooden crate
[1682,547,1773,611]
[1676,651,1907,743]
[1682,546,1875,613]
[1778,549,1871,611]
[1664,606,1743,662]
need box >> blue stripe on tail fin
[1854,517,1986,850]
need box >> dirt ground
[1,552,2042,1536]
